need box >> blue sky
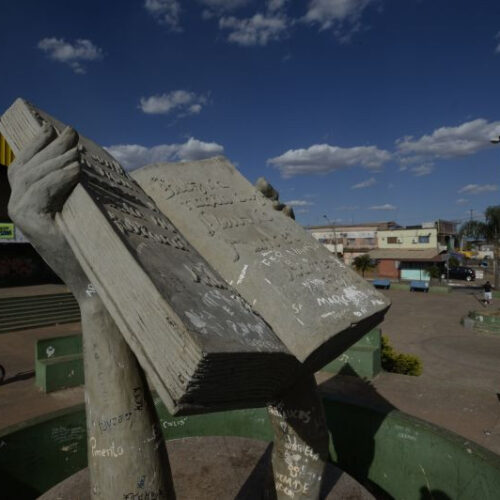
[1,0,500,227]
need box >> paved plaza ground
[1,285,500,457]
[320,287,500,455]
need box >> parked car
[448,266,475,281]
[480,261,489,268]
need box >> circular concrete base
[38,436,374,499]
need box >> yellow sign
[0,133,15,166]
[0,223,15,239]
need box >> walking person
[484,280,493,305]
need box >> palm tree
[352,254,375,277]
[459,206,500,288]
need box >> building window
[418,235,430,243]
[387,237,398,244]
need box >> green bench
[321,328,382,379]
[35,335,84,393]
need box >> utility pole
[323,214,338,256]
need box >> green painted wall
[35,335,84,392]
[324,398,500,500]
[322,329,381,379]
[1,396,500,499]
[464,311,500,336]
[0,405,87,499]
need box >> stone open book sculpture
[1,98,390,499]
[0,98,300,415]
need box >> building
[377,225,439,251]
[307,221,398,265]
[369,221,456,281]
[435,219,457,250]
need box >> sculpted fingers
[45,162,81,214]
[255,177,279,201]
[282,205,295,220]
[23,146,80,188]
[25,161,80,215]
[8,123,56,183]
[30,126,79,168]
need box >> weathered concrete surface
[132,158,390,371]
[38,436,374,500]
[268,376,330,499]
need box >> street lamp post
[323,214,338,256]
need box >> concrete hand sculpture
[7,125,173,499]
[7,125,89,298]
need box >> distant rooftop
[305,221,398,230]
[369,248,447,262]
[306,219,457,233]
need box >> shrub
[428,264,441,280]
[381,335,423,376]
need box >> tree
[427,264,442,281]
[353,254,375,277]
[459,206,500,288]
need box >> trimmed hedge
[381,335,423,376]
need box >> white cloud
[106,138,224,170]
[268,143,391,178]
[411,163,434,176]
[456,198,469,205]
[139,90,208,116]
[37,38,103,74]
[351,177,375,189]
[268,0,289,12]
[396,119,500,159]
[458,184,498,195]
[219,13,288,46]
[303,0,375,42]
[283,200,314,207]
[369,204,396,211]
[144,0,182,31]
